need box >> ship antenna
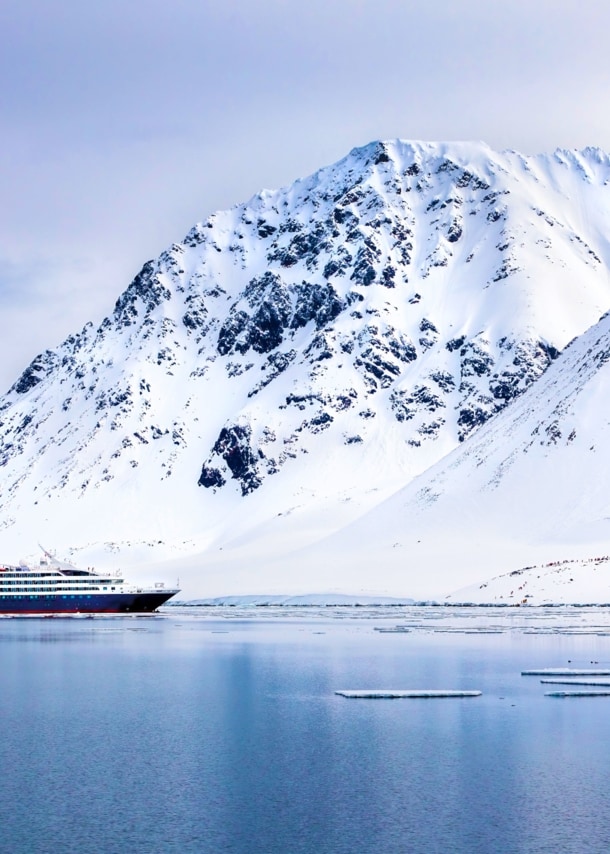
[38,543,54,560]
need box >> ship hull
[0,590,177,615]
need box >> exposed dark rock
[390,384,445,424]
[201,423,262,495]
[346,291,365,306]
[226,361,251,378]
[545,421,562,444]
[291,282,344,330]
[183,224,209,247]
[333,186,365,206]
[332,390,358,410]
[386,330,418,363]
[456,170,475,188]
[373,143,391,165]
[487,208,504,223]
[243,271,287,311]
[493,260,519,281]
[354,325,417,391]
[412,385,445,411]
[350,237,381,286]
[430,371,455,392]
[345,226,363,243]
[323,247,353,278]
[460,342,493,377]
[278,218,303,234]
[218,275,343,358]
[323,257,345,278]
[447,218,463,242]
[355,351,400,390]
[419,318,438,334]
[0,441,15,466]
[304,333,334,362]
[446,335,466,352]
[248,300,290,354]
[156,347,175,366]
[333,208,359,226]
[257,220,277,238]
[11,351,58,395]
[248,349,297,397]
[286,392,322,410]
[418,419,445,437]
[490,375,520,402]
[419,318,439,350]
[96,387,132,412]
[198,465,226,489]
[182,294,209,333]
[309,411,334,432]
[436,158,460,175]
[268,222,331,270]
[217,273,292,356]
[113,261,171,327]
[389,221,414,265]
[269,247,298,267]
[390,389,416,422]
[457,407,492,441]
[538,341,560,362]
[380,265,396,288]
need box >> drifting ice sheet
[335,690,482,699]
[521,669,610,676]
[545,691,610,697]
[540,679,610,686]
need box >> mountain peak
[1,140,610,599]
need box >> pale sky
[1,0,609,390]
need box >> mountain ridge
[1,139,610,600]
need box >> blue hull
[0,591,176,614]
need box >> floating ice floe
[545,691,610,698]
[335,690,482,699]
[521,668,610,676]
[373,627,412,633]
[541,679,610,686]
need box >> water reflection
[0,611,609,852]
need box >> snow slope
[286,307,610,602]
[1,139,610,600]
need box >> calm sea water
[1,607,610,854]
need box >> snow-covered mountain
[2,139,610,600]
[286,304,610,603]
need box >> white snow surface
[2,139,610,602]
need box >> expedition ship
[0,551,180,614]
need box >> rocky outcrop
[199,423,261,496]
